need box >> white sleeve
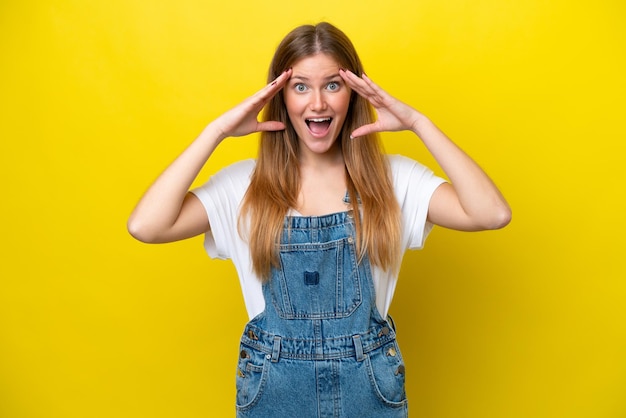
[189,159,255,260]
[389,155,447,250]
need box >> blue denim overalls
[235,211,408,417]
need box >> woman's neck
[296,147,348,216]
[297,141,344,170]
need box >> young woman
[128,22,510,418]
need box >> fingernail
[271,80,277,86]
[349,134,354,140]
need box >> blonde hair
[240,22,402,280]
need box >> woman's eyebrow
[290,74,341,82]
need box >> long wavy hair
[240,22,402,280]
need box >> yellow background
[1,0,625,417]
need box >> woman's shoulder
[385,154,444,193]
[386,154,429,175]
[386,154,412,166]
[221,158,256,174]
[210,159,256,182]
[193,159,256,195]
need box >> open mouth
[305,117,333,135]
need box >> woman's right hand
[127,69,293,243]
[212,68,292,140]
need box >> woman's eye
[327,82,340,91]
[295,84,307,92]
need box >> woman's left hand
[339,69,421,138]
[340,69,511,231]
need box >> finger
[242,68,293,115]
[361,73,392,102]
[340,70,385,107]
[339,69,370,95]
[248,68,292,106]
[350,123,379,139]
[265,68,292,93]
[256,121,286,132]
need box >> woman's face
[284,53,351,160]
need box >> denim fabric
[235,212,408,417]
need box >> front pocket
[235,345,269,410]
[270,238,362,319]
[365,341,408,407]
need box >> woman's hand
[127,69,293,243]
[211,69,293,140]
[340,69,511,231]
[339,69,421,138]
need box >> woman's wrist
[200,120,229,145]
[409,112,432,138]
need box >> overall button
[379,326,390,337]
[240,350,249,359]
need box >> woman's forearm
[412,115,512,230]
[127,122,225,242]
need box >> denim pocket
[365,341,408,407]
[271,237,362,319]
[235,345,269,411]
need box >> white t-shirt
[191,155,446,320]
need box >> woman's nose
[309,91,327,111]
